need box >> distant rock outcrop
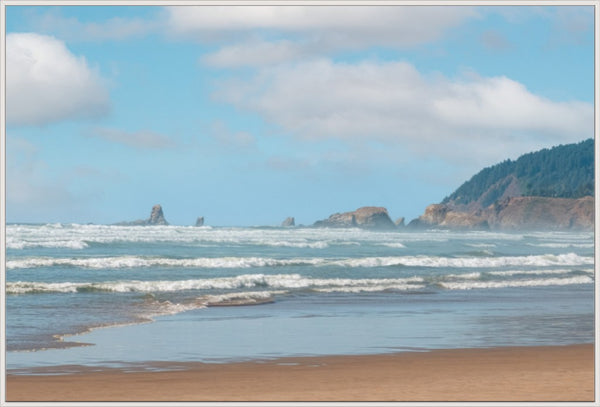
[314,207,396,230]
[281,217,295,227]
[408,204,489,230]
[486,196,593,230]
[195,217,205,227]
[115,204,169,226]
[148,205,168,225]
[395,217,405,227]
[408,196,593,231]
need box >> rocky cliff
[314,207,396,230]
[408,204,489,230]
[409,196,593,231]
[487,196,593,230]
[443,139,593,212]
[410,139,594,231]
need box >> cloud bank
[215,59,593,163]
[7,33,110,126]
[167,6,479,67]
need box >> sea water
[5,224,595,371]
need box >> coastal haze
[4,3,595,402]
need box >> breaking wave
[7,253,593,270]
[7,270,593,295]
[439,275,593,290]
[6,274,426,294]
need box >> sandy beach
[6,343,594,402]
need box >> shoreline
[6,343,594,402]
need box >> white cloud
[433,76,592,135]
[201,39,309,68]
[29,12,158,42]
[168,6,479,67]
[215,59,593,164]
[7,33,110,126]
[167,5,476,41]
[88,127,175,149]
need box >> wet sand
[6,344,594,401]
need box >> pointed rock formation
[281,217,295,227]
[114,204,168,226]
[148,204,168,225]
[195,216,205,227]
[395,217,405,227]
[314,207,396,230]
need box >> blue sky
[5,4,595,225]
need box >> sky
[4,4,595,226]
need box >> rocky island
[115,204,169,226]
[314,206,397,230]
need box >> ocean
[5,223,595,372]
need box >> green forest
[442,138,594,208]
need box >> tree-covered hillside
[442,139,594,209]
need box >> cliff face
[487,196,593,230]
[411,139,595,231]
[443,139,593,211]
[314,206,396,230]
[409,204,489,230]
[410,196,593,231]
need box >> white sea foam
[200,290,286,306]
[7,252,593,270]
[6,224,369,250]
[487,268,595,277]
[381,242,406,248]
[446,272,482,280]
[440,275,593,290]
[526,243,594,249]
[8,269,593,295]
[313,284,425,293]
[6,256,325,270]
[465,243,496,248]
[7,224,593,254]
[328,253,592,268]
[6,239,90,250]
[142,299,207,316]
[6,274,425,294]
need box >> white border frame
[0,1,598,406]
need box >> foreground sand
[7,344,594,401]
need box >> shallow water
[5,224,594,370]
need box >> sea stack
[281,217,295,227]
[114,204,169,226]
[195,217,205,227]
[313,207,396,230]
[395,217,405,227]
[148,204,168,225]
